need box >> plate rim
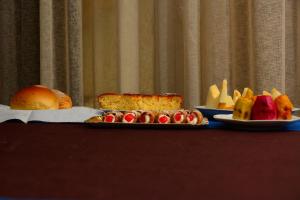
[196,105,300,113]
[85,120,209,129]
[213,114,300,124]
[194,105,233,112]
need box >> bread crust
[98,93,183,99]
[10,85,59,110]
[98,93,183,111]
[51,89,72,109]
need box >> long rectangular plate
[86,119,209,129]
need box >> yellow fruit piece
[233,90,241,104]
[275,95,293,120]
[262,91,271,96]
[233,97,253,120]
[242,88,254,99]
[217,80,234,110]
[206,84,220,108]
[219,80,228,104]
[271,88,282,100]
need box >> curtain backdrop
[0,0,300,108]
[83,0,300,108]
[0,0,83,105]
[0,0,40,105]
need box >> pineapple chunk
[271,88,281,100]
[233,90,241,104]
[218,80,234,110]
[206,84,220,108]
[263,90,271,96]
[242,88,254,99]
[226,96,235,106]
[219,80,228,105]
[233,97,253,120]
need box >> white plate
[196,106,300,112]
[196,105,300,119]
[293,107,300,112]
[214,114,300,126]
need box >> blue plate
[195,106,233,120]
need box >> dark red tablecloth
[1,123,300,200]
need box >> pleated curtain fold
[0,0,83,105]
[0,0,300,108]
[83,0,300,108]
[40,0,83,105]
[0,0,40,105]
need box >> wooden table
[1,123,300,199]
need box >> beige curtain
[0,0,83,105]
[83,0,300,108]
[39,0,83,105]
[0,0,40,105]
[1,0,300,108]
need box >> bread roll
[10,85,59,110]
[51,89,72,109]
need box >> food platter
[196,105,300,120]
[86,115,209,129]
[86,119,209,129]
[213,114,300,126]
[84,108,209,129]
